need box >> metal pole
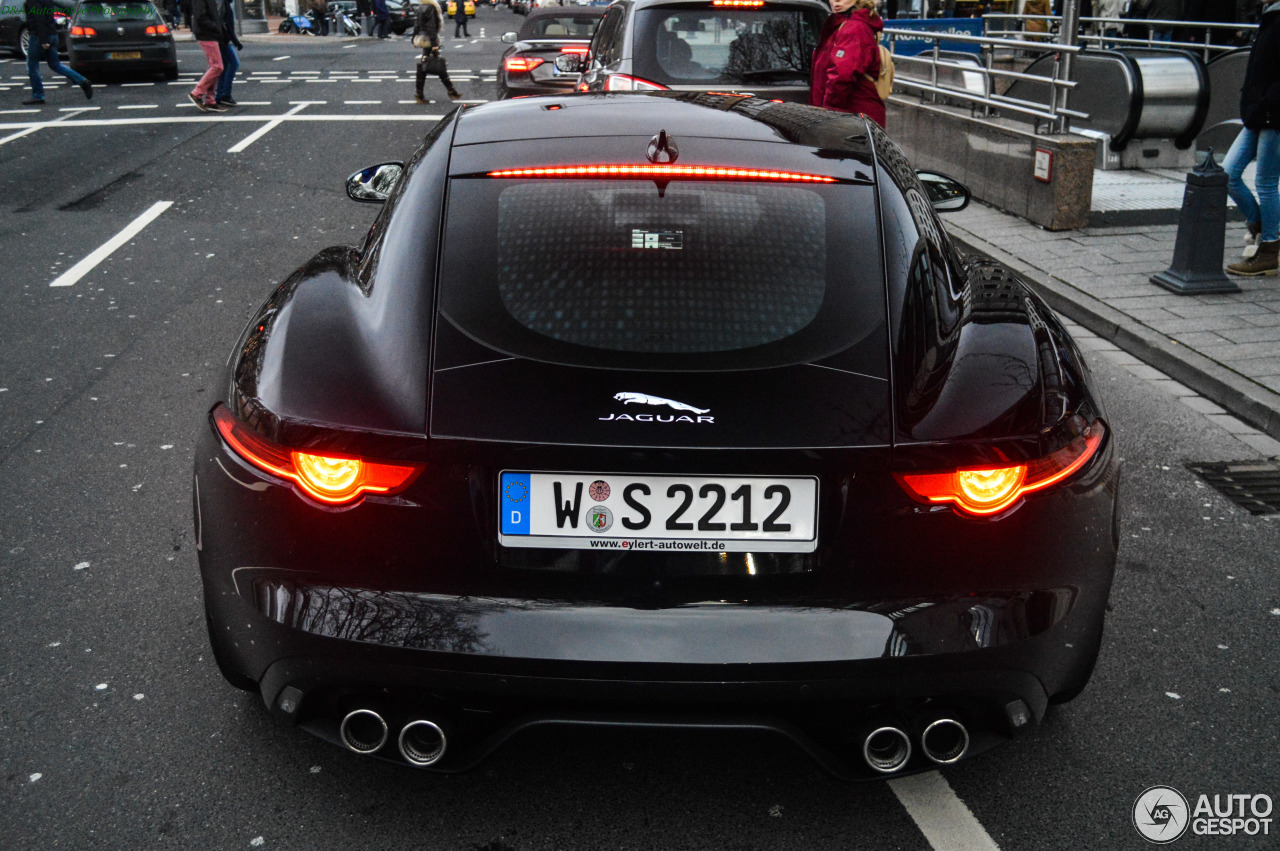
[930,38,939,103]
[982,43,993,116]
[1055,0,1079,133]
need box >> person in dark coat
[374,0,391,38]
[22,0,91,105]
[1225,1,1280,275]
[1146,0,1182,40]
[809,0,884,127]
[188,0,226,111]
[413,0,459,102]
[215,0,243,106]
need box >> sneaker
[21,98,45,106]
[188,91,208,111]
[80,80,92,99]
[205,101,228,113]
[1227,240,1279,276]
[216,96,238,106]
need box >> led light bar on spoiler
[486,165,837,182]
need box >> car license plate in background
[108,52,142,59]
[499,472,818,553]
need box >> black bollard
[1151,149,1240,295]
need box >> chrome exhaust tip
[398,719,448,767]
[863,726,912,773]
[339,709,389,755]
[921,718,969,765]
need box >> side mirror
[501,31,517,43]
[345,162,404,204]
[916,170,971,213]
[554,53,585,73]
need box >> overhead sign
[885,18,984,56]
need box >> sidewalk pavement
[946,204,1280,449]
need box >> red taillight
[71,26,96,36]
[604,73,668,91]
[560,45,588,54]
[212,406,422,506]
[713,0,765,5]
[895,420,1106,517]
[487,164,837,183]
[146,24,170,34]
[504,56,544,73]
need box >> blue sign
[886,18,983,56]
[500,472,531,535]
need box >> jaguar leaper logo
[599,392,715,424]
[613,392,709,414]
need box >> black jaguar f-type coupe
[195,92,1119,779]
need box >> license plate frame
[107,51,142,60]
[498,471,819,553]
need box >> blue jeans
[26,37,86,100]
[216,43,239,100]
[1225,127,1280,243]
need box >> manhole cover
[1185,461,1280,515]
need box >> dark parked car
[385,0,415,33]
[567,0,825,102]
[68,0,177,80]
[498,5,603,97]
[196,93,1118,779]
[0,0,74,58]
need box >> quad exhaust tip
[398,719,448,767]
[863,726,912,773]
[339,709,389,755]
[921,718,969,765]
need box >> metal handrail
[883,24,1086,133]
[983,14,1258,62]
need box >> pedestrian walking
[22,0,92,106]
[413,0,460,102]
[215,0,243,107]
[809,0,885,128]
[166,0,182,28]
[1226,0,1280,276]
[451,0,469,38]
[187,0,227,112]
[374,0,391,38]
[1146,0,1183,40]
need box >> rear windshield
[631,6,822,86]
[518,13,602,39]
[438,176,885,372]
[76,2,160,20]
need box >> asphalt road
[2,13,1279,849]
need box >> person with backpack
[809,0,887,128]
[413,0,460,102]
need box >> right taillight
[71,26,97,36]
[504,56,544,73]
[895,420,1106,517]
[604,73,668,91]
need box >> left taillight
[212,406,422,506]
[603,73,668,91]
[895,420,1106,517]
[146,24,170,34]
[504,56,544,73]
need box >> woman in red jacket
[809,0,885,128]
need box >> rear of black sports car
[194,93,1120,779]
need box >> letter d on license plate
[498,471,818,553]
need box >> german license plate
[498,472,818,553]
[108,51,142,60]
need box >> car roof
[602,0,829,10]
[451,93,876,179]
[523,5,605,18]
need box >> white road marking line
[227,101,311,153]
[272,55,291,61]
[0,114,444,131]
[456,99,489,104]
[293,70,320,75]
[122,82,155,87]
[61,106,100,111]
[118,104,158,109]
[0,109,40,114]
[250,71,281,74]
[888,773,1001,851]
[343,43,357,48]
[304,79,337,83]
[344,100,381,104]
[0,106,90,145]
[50,201,173,288]
[256,79,290,83]
[234,101,273,106]
[288,100,325,105]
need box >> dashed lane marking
[227,101,313,153]
[0,106,91,146]
[50,201,173,288]
[122,82,154,87]
[888,772,1001,851]
[272,55,291,61]
[118,104,158,109]
[344,100,381,104]
[0,109,40,114]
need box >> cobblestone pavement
[947,202,1280,447]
